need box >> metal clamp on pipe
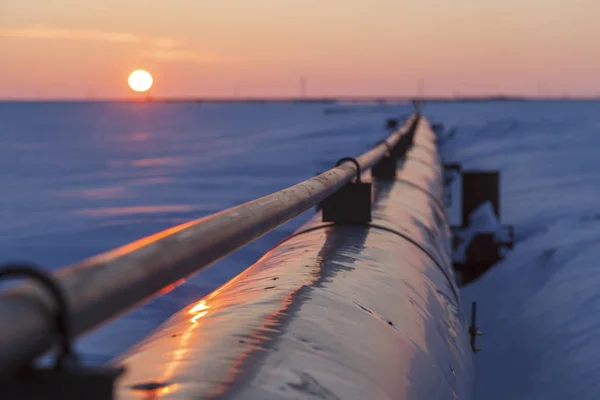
[390,116,419,159]
[386,118,398,131]
[374,115,421,179]
[320,157,372,223]
[371,140,396,180]
[0,264,124,399]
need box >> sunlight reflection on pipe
[148,278,246,396]
[158,278,186,296]
[190,311,208,323]
[155,330,193,391]
[189,299,209,314]
[160,384,178,395]
[189,299,210,323]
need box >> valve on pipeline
[469,301,483,353]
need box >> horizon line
[1,94,600,103]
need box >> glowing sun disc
[128,70,153,92]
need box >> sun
[128,70,153,93]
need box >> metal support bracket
[5,364,125,400]
[446,164,516,285]
[320,158,372,223]
[371,140,397,180]
[386,118,398,131]
[390,116,419,159]
[0,263,125,399]
[469,301,482,352]
[390,135,410,159]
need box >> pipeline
[0,117,417,378]
[111,118,473,399]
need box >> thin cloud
[143,49,234,64]
[0,25,236,65]
[154,37,181,49]
[0,25,142,43]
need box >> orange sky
[1,0,599,99]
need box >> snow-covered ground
[427,100,600,399]
[1,100,599,398]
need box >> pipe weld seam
[270,222,460,303]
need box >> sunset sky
[1,0,599,99]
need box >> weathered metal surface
[111,117,473,399]
[0,116,418,378]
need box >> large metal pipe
[112,118,473,399]
[0,116,418,378]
